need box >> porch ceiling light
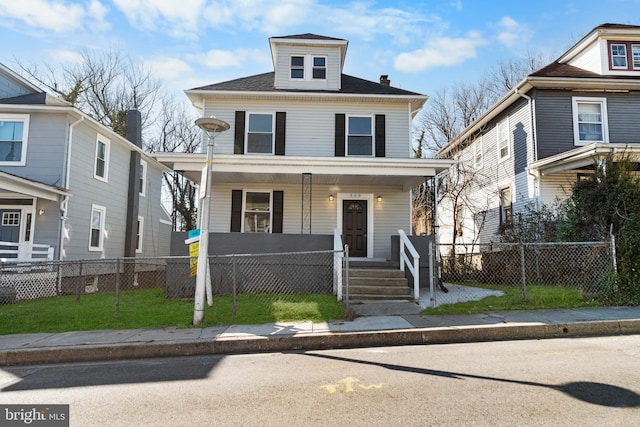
[193,116,230,326]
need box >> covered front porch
[0,171,65,262]
[154,153,452,261]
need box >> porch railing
[0,242,54,262]
[333,228,344,301]
[398,229,420,300]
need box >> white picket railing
[333,228,344,301]
[0,241,54,262]
[398,229,420,300]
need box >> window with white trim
[611,43,628,68]
[497,119,510,161]
[242,191,272,233]
[312,56,326,79]
[89,205,106,251]
[246,113,274,154]
[94,135,110,181]
[139,159,147,196]
[136,216,144,253]
[572,97,608,145]
[347,116,373,156]
[473,137,483,169]
[2,212,20,226]
[0,114,29,165]
[290,55,327,80]
[499,187,512,227]
[290,56,304,79]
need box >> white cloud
[495,16,533,47]
[189,48,269,71]
[112,0,205,38]
[48,49,84,64]
[393,32,487,72]
[0,0,91,33]
[145,57,192,80]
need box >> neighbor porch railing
[398,229,420,299]
[333,228,344,301]
[0,242,54,262]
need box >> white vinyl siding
[204,100,412,158]
[274,46,341,90]
[207,182,410,259]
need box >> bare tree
[15,49,161,138]
[150,98,201,231]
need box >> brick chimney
[379,74,390,86]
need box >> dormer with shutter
[269,33,348,91]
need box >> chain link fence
[429,242,615,308]
[0,250,342,318]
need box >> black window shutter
[234,111,245,154]
[231,190,242,232]
[272,191,284,233]
[275,112,286,155]
[335,114,345,156]
[375,114,385,157]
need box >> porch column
[301,173,312,234]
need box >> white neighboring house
[0,63,172,262]
[155,34,452,261]
[437,23,640,247]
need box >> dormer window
[313,57,326,79]
[289,55,327,81]
[291,56,304,79]
[608,41,640,70]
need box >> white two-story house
[156,34,452,262]
[437,23,640,246]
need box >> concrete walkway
[1,306,639,366]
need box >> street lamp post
[193,116,229,325]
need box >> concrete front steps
[344,267,413,302]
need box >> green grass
[0,288,345,335]
[424,284,602,315]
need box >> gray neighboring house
[0,63,172,261]
[437,23,640,246]
[155,34,452,262]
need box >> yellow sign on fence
[189,242,199,276]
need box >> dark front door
[343,200,367,257]
[0,209,21,242]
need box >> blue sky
[1,0,640,102]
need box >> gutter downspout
[515,88,540,211]
[59,115,84,260]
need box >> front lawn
[0,288,345,335]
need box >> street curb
[1,319,639,366]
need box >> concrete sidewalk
[1,306,639,366]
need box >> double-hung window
[0,114,29,166]
[136,216,144,253]
[243,191,272,233]
[609,41,640,70]
[572,97,608,145]
[497,119,510,162]
[312,57,326,79]
[290,55,327,80]
[94,135,110,181]
[347,116,373,156]
[291,56,304,79]
[611,43,628,68]
[473,137,483,169]
[246,113,274,154]
[139,159,147,196]
[499,187,512,227]
[89,205,106,251]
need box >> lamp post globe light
[193,116,229,325]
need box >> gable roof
[189,71,423,96]
[271,33,346,41]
